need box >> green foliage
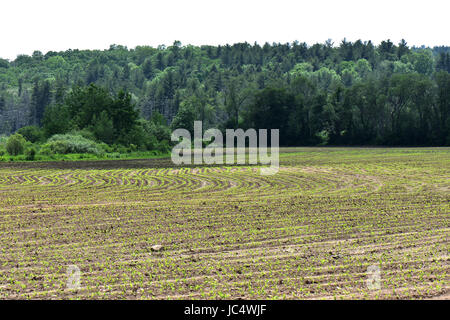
[45,55,66,69]
[25,147,36,161]
[17,126,44,143]
[0,40,449,148]
[435,71,450,144]
[290,62,314,75]
[42,104,71,137]
[393,61,414,74]
[410,50,434,75]
[40,134,104,155]
[90,111,114,144]
[111,89,139,137]
[63,84,139,142]
[0,58,9,69]
[170,97,197,134]
[0,136,8,156]
[315,130,330,145]
[65,84,114,129]
[6,134,26,156]
[355,59,372,79]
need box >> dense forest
[0,39,449,157]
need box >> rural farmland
[0,148,448,299]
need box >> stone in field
[151,245,163,252]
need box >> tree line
[0,39,449,148]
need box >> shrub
[25,147,36,161]
[138,118,171,151]
[0,137,6,156]
[40,134,104,155]
[156,140,171,153]
[17,126,44,143]
[70,129,97,142]
[6,134,26,156]
[117,124,149,151]
[111,144,128,154]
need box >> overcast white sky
[1,0,448,60]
